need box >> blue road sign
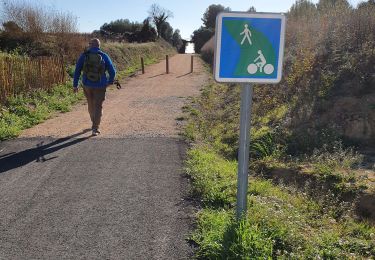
[214,12,286,83]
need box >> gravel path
[0,54,209,259]
[21,54,208,138]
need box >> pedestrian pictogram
[214,12,286,83]
[240,24,252,45]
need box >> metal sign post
[236,83,253,219]
[214,12,286,219]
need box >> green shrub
[250,131,286,160]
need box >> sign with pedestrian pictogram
[214,12,286,83]
[213,12,287,220]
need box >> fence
[0,55,66,104]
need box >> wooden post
[191,55,194,73]
[61,55,65,83]
[0,59,5,103]
[141,57,145,74]
[23,57,27,90]
[6,57,13,96]
[166,55,169,74]
[38,58,43,89]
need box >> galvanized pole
[236,83,253,220]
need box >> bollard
[191,55,194,73]
[141,57,145,74]
[166,55,169,74]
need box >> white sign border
[214,12,286,84]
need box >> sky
[9,0,366,40]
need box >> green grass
[185,147,237,208]
[0,83,84,140]
[116,57,158,79]
[186,148,375,259]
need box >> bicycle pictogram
[247,50,274,75]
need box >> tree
[248,6,257,12]
[159,21,173,42]
[100,19,142,35]
[0,0,81,56]
[358,0,375,9]
[2,21,23,33]
[172,29,183,51]
[138,19,157,42]
[201,4,230,30]
[317,0,351,12]
[191,26,214,53]
[148,4,173,38]
[288,0,317,18]
[0,20,31,52]
[1,0,77,35]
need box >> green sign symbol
[224,20,277,77]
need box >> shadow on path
[0,129,92,174]
[148,73,165,78]
[176,72,192,78]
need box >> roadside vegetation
[102,40,175,78]
[186,0,375,258]
[0,83,84,140]
[184,82,375,258]
[185,148,375,259]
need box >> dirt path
[21,54,208,138]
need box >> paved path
[0,54,209,259]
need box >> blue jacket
[73,47,116,88]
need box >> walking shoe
[92,129,101,136]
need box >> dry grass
[0,54,66,104]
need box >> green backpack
[82,52,105,82]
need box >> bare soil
[21,54,209,138]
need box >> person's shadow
[0,129,92,174]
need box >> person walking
[73,38,116,136]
